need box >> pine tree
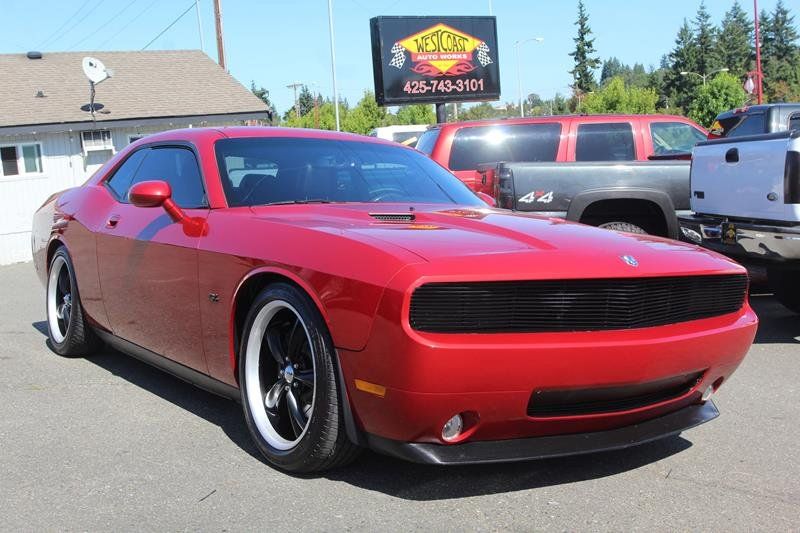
[716,1,754,79]
[600,57,625,86]
[665,19,700,112]
[569,0,601,94]
[760,0,800,101]
[693,1,718,76]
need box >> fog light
[442,414,464,442]
[681,226,703,243]
[701,385,714,402]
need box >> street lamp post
[680,67,729,86]
[514,37,544,118]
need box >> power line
[67,0,140,51]
[96,0,159,49]
[37,0,92,49]
[43,0,107,50]
[141,3,196,50]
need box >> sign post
[370,16,500,124]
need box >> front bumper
[366,400,718,465]
[679,213,800,263]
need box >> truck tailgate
[691,133,800,221]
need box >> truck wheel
[767,268,800,313]
[597,221,648,235]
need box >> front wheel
[46,247,100,356]
[767,267,800,313]
[238,283,360,472]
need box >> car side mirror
[129,180,186,223]
[476,191,496,207]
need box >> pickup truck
[417,114,707,238]
[679,113,800,311]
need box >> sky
[0,0,783,114]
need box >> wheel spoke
[264,380,286,410]
[286,389,307,437]
[294,370,314,386]
[265,326,286,364]
[286,317,303,358]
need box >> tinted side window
[576,123,635,161]
[789,113,800,132]
[105,149,148,199]
[716,113,766,138]
[448,123,561,171]
[131,147,206,208]
[650,122,707,154]
[415,128,441,155]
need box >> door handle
[105,215,120,228]
[725,148,739,163]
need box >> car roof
[428,114,697,131]
[134,126,400,146]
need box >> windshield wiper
[264,199,334,206]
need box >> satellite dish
[82,57,112,84]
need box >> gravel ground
[1,261,798,531]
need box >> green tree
[578,76,658,114]
[461,102,504,121]
[342,91,389,134]
[760,0,800,101]
[250,82,276,124]
[395,104,435,125]
[687,72,748,126]
[283,100,349,131]
[693,1,719,76]
[664,19,700,112]
[569,0,601,94]
[716,1,754,79]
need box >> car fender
[566,187,678,238]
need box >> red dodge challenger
[33,127,757,472]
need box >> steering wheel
[370,188,406,202]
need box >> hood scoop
[369,212,416,223]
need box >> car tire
[598,221,648,234]
[238,283,360,473]
[46,247,101,357]
[767,268,800,313]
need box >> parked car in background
[33,127,756,472]
[368,124,428,147]
[707,103,800,139]
[679,110,800,312]
[417,114,707,238]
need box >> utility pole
[195,0,204,52]
[287,82,303,119]
[753,0,764,104]
[213,0,226,70]
[327,0,340,131]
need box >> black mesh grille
[410,275,747,333]
[369,213,415,222]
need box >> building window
[0,143,44,177]
[81,130,114,154]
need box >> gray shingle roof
[0,50,268,128]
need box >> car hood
[249,203,744,278]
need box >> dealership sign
[370,16,500,106]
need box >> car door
[96,144,210,373]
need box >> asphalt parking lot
[1,260,798,531]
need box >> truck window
[392,131,422,147]
[790,113,800,132]
[415,128,440,156]
[712,113,766,138]
[650,122,707,155]
[575,123,635,161]
[448,123,561,171]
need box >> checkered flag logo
[389,43,405,69]
[477,42,492,67]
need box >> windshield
[215,137,483,208]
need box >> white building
[0,50,269,264]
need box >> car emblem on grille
[620,255,639,267]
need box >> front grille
[409,274,747,333]
[527,371,704,417]
[370,213,415,222]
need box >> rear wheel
[597,221,648,234]
[767,267,800,313]
[46,247,100,356]
[239,283,360,472]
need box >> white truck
[679,128,800,311]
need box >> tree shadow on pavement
[748,294,800,344]
[31,320,693,501]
